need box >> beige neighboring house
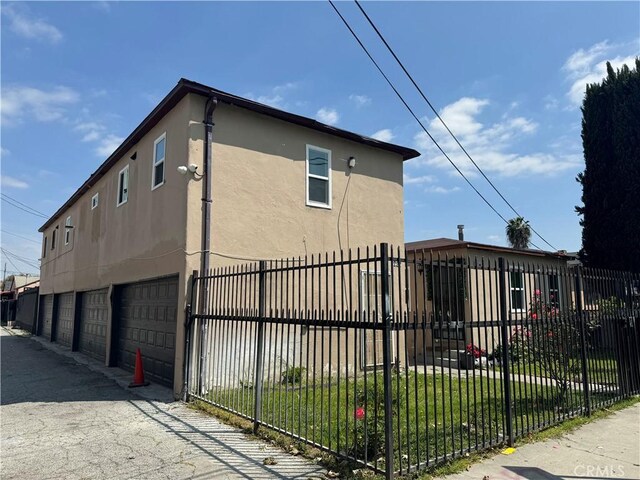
[404,237,573,365]
[37,78,419,396]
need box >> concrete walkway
[0,327,326,479]
[441,402,640,480]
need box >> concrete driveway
[0,328,326,479]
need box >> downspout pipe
[183,95,217,401]
[201,95,218,281]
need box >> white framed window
[91,193,99,210]
[117,165,129,206]
[64,216,72,245]
[152,132,166,190]
[306,145,331,209]
[510,271,525,312]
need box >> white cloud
[1,85,79,125]
[562,40,639,107]
[371,129,394,143]
[74,121,106,142]
[245,82,298,109]
[425,185,460,194]
[487,234,502,244]
[316,107,339,125]
[403,173,435,185]
[349,94,371,108]
[95,134,124,157]
[2,5,63,44]
[0,148,9,158]
[1,175,29,189]
[415,96,578,177]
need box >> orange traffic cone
[128,348,150,388]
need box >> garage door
[54,293,74,348]
[78,289,109,362]
[39,294,54,339]
[116,276,178,387]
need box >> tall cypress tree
[576,59,640,272]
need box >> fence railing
[185,244,640,478]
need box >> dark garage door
[39,294,54,339]
[79,288,109,362]
[116,276,178,387]
[54,292,74,348]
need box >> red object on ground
[128,348,150,388]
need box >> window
[510,271,525,311]
[306,145,331,208]
[152,133,166,190]
[51,227,57,250]
[117,165,129,206]
[42,236,47,258]
[548,274,560,307]
[91,193,99,210]
[64,216,72,245]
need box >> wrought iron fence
[185,244,640,478]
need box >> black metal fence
[185,244,640,478]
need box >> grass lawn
[204,369,593,473]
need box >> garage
[54,292,75,348]
[39,294,54,339]
[115,276,178,387]
[78,288,109,362]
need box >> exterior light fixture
[177,164,199,175]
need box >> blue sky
[1,1,639,276]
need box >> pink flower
[355,407,365,420]
[531,313,538,320]
[534,289,541,296]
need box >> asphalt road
[0,328,326,480]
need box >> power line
[1,194,48,219]
[327,1,547,250]
[0,248,40,270]
[1,230,41,244]
[353,1,557,252]
[0,193,48,216]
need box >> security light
[177,166,188,175]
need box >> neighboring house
[2,275,40,297]
[37,78,419,395]
[404,237,572,365]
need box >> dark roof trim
[405,238,568,260]
[39,78,419,232]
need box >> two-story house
[37,78,419,396]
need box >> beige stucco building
[404,237,573,364]
[37,78,419,396]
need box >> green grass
[203,370,589,472]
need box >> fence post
[380,243,394,479]
[183,270,199,402]
[253,260,267,433]
[575,267,590,416]
[498,257,514,447]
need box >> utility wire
[0,248,40,270]
[1,194,48,219]
[1,230,41,244]
[328,1,546,251]
[353,0,557,252]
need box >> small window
[51,227,57,250]
[64,216,72,245]
[548,274,560,307]
[306,145,331,208]
[42,236,47,258]
[152,133,166,190]
[117,165,129,206]
[91,193,99,210]
[510,271,525,311]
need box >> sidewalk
[441,402,640,480]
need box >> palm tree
[506,217,531,249]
